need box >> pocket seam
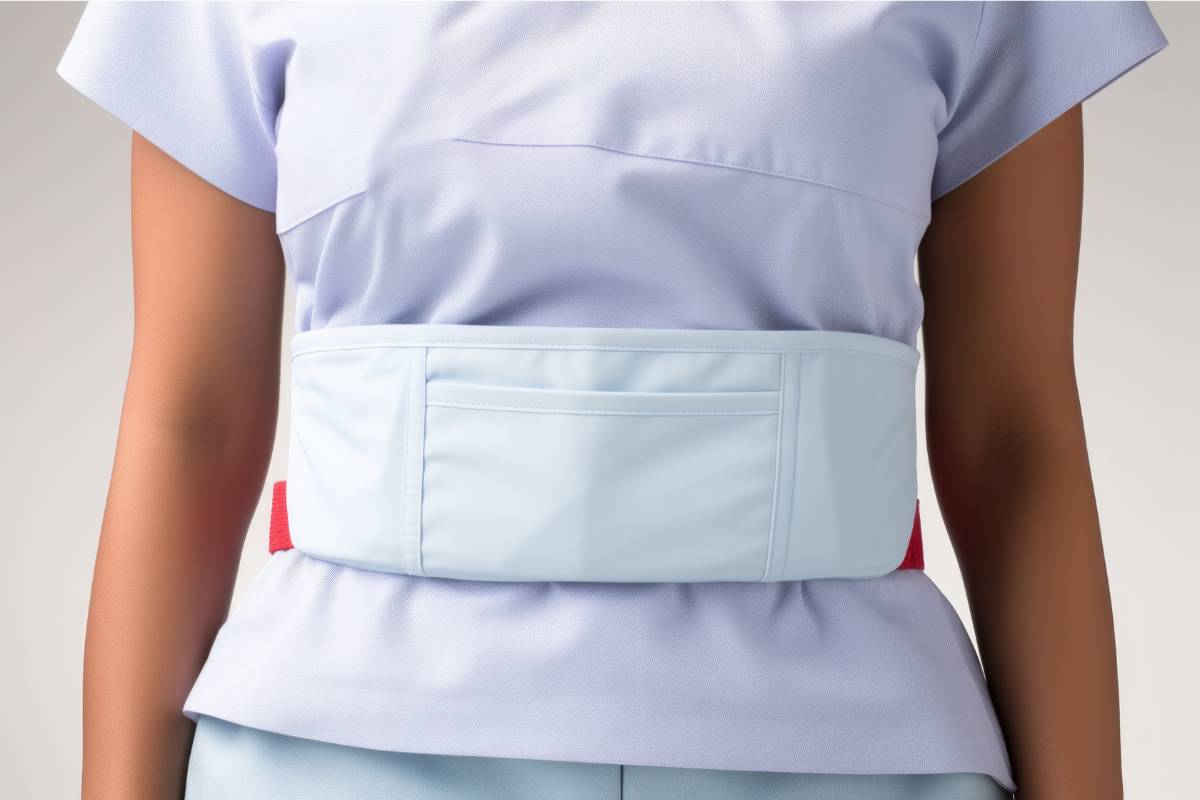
[759,353,788,582]
[402,345,429,576]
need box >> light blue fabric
[286,323,920,581]
[185,715,1012,800]
[56,2,1169,792]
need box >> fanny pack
[266,323,925,582]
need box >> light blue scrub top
[56,2,1168,791]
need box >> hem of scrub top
[178,705,1015,794]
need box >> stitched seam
[293,344,917,368]
[414,347,428,575]
[429,387,779,399]
[277,227,295,272]
[397,346,412,575]
[231,4,281,154]
[786,354,805,579]
[451,135,930,223]
[936,3,987,134]
[424,401,778,416]
[965,2,988,98]
[759,353,786,582]
[275,185,369,235]
[774,354,801,579]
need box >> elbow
[926,413,1096,562]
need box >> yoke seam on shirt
[449,135,932,223]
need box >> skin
[81,132,284,799]
[920,102,1121,799]
[82,104,1121,798]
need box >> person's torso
[243,1,981,341]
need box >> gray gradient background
[2,2,1197,797]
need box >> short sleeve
[55,1,281,213]
[931,1,1168,202]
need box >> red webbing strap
[897,498,924,570]
[266,480,925,571]
[268,479,292,553]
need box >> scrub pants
[184,715,1013,799]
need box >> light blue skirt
[184,715,1012,799]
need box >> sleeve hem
[55,57,278,215]
[930,30,1169,204]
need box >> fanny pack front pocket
[284,323,920,583]
[419,381,782,582]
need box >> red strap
[267,480,924,571]
[897,498,924,570]
[268,479,292,553]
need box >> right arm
[82,133,284,799]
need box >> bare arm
[81,133,285,799]
[918,104,1121,800]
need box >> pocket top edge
[425,381,781,415]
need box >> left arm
[918,104,1122,800]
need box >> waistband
[278,323,923,582]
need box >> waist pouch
[268,323,924,582]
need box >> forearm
[934,418,1120,800]
[82,404,272,800]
